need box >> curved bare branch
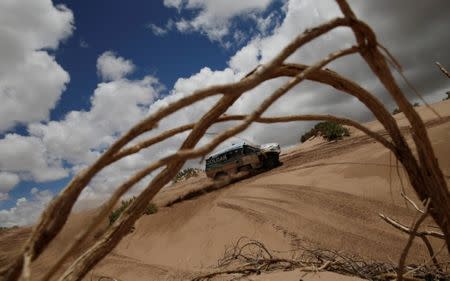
[2,16,352,281]
[1,2,448,281]
[58,46,358,281]
[336,0,450,252]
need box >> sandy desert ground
[1,100,449,281]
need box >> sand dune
[1,100,449,281]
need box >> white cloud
[29,75,162,165]
[80,39,89,48]
[0,50,163,225]
[0,188,53,227]
[0,172,19,201]
[228,39,261,74]
[147,23,168,36]
[163,0,184,9]
[0,51,70,132]
[97,51,136,81]
[0,134,68,183]
[0,0,73,132]
[165,0,274,42]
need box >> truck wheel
[263,157,275,169]
[214,172,228,181]
[264,153,279,169]
[238,165,252,173]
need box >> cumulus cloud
[0,188,53,227]
[97,51,136,81]
[29,75,162,165]
[163,0,275,43]
[147,23,169,36]
[0,172,19,201]
[0,49,163,224]
[25,57,162,212]
[163,0,184,9]
[0,134,68,183]
[0,0,73,132]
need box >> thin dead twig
[379,214,445,240]
[379,212,444,270]
[436,62,450,79]
[193,237,449,281]
[400,193,425,214]
[397,199,430,281]
[403,242,446,278]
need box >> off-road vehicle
[205,142,281,180]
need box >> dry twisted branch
[57,41,359,281]
[336,0,450,253]
[2,15,353,281]
[1,1,449,281]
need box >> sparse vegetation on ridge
[300,121,350,143]
[392,102,420,115]
[0,225,18,232]
[173,168,202,183]
[109,197,157,226]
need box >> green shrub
[144,202,158,215]
[173,167,202,183]
[109,197,158,226]
[300,121,350,143]
[0,226,18,232]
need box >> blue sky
[50,1,230,116]
[0,0,449,226]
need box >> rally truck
[205,142,281,180]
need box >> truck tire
[263,153,279,169]
[238,165,253,176]
[214,172,228,181]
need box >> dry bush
[172,168,202,183]
[300,121,350,143]
[192,237,449,281]
[1,1,449,281]
[108,197,157,226]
